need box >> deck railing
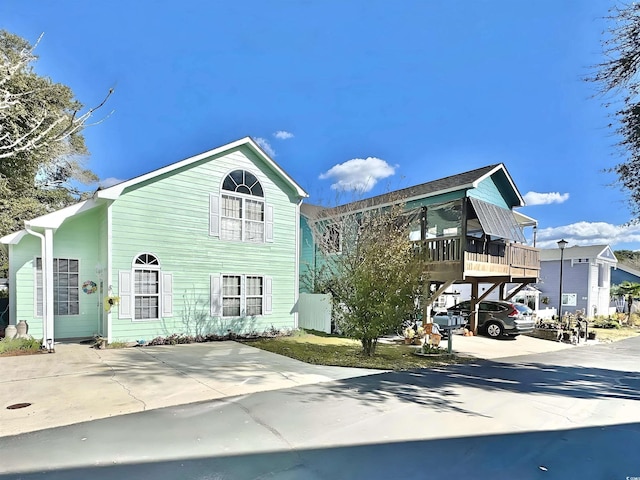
[412,236,539,274]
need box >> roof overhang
[0,198,103,245]
[474,164,525,207]
[513,210,538,227]
[95,137,308,201]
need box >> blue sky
[3,0,638,251]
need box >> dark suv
[447,300,535,338]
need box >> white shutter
[210,194,220,237]
[119,270,132,319]
[264,276,273,314]
[210,274,222,316]
[162,273,173,317]
[265,204,273,242]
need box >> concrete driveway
[0,341,383,437]
[0,334,580,438]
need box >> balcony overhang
[469,197,526,243]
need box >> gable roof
[540,244,618,264]
[0,137,307,243]
[307,163,524,217]
[614,261,640,278]
[96,136,307,200]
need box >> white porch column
[44,228,54,346]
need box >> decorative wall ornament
[82,280,98,295]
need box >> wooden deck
[414,236,540,282]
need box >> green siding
[404,191,466,210]
[299,215,316,293]
[11,207,104,340]
[109,145,299,342]
[468,175,510,209]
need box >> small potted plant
[403,327,416,344]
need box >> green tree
[592,4,640,220]
[610,281,640,322]
[614,249,640,269]
[307,203,426,356]
[0,30,112,275]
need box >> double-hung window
[211,274,272,317]
[211,170,273,243]
[133,254,160,320]
[118,253,173,321]
[35,258,80,316]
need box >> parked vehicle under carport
[445,300,535,338]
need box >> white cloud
[534,221,640,249]
[255,137,276,157]
[524,191,570,206]
[99,177,124,188]
[319,157,395,193]
[273,130,294,140]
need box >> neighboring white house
[537,244,618,318]
[432,245,617,320]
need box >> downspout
[24,224,49,347]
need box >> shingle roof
[306,164,501,216]
[540,245,617,263]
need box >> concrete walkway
[0,334,584,438]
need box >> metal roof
[469,197,526,243]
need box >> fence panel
[298,293,332,333]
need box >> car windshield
[514,304,532,314]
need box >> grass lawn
[241,331,470,370]
[590,325,640,343]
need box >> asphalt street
[1,337,639,480]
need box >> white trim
[118,270,133,319]
[8,244,16,326]
[0,230,28,245]
[210,274,222,317]
[96,137,308,200]
[43,228,54,345]
[265,204,274,243]
[264,276,273,314]
[220,192,267,243]
[209,194,220,237]
[107,203,113,341]
[294,199,301,329]
[131,252,162,268]
[217,273,269,317]
[131,259,161,321]
[473,164,524,207]
[162,272,173,317]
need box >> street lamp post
[557,239,568,323]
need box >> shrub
[0,337,42,354]
[592,318,621,329]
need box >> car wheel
[486,322,504,338]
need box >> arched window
[222,170,264,197]
[133,253,160,320]
[219,170,266,242]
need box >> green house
[1,137,307,344]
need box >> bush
[0,337,42,354]
[591,318,621,329]
[146,328,289,346]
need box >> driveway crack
[94,350,147,411]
